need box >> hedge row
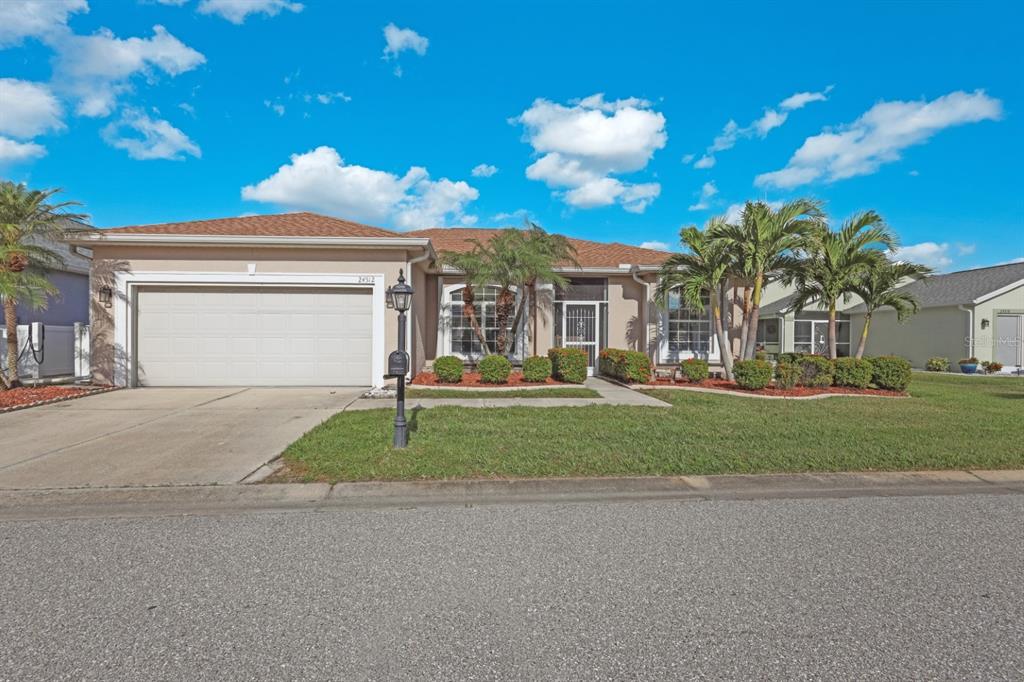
[772,353,911,391]
[598,348,652,384]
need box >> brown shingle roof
[407,227,672,268]
[102,212,403,238]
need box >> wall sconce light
[99,286,113,308]
[981,318,990,330]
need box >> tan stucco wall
[88,245,426,385]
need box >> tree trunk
[855,313,871,359]
[738,285,751,361]
[494,287,516,354]
[3,297,19,389]
[827,304,838,359]
[744,275,763,359]
[508,284,529,358]
[530,284,538,357]
[712,287,733,381]
[461,286,491,355]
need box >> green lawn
[406,387,600,399]
[278,373,1024,482]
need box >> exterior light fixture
[385,269,415,448]
[981,318,990,330]
[99,286,113,308]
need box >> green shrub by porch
[548,348,588,384]
[798,355,835,387]
[870,356,913,391]
[522,355,552,383]
[477,355,512,384]
[599,348,652,384]
[833,357,873,388]
[680,358,709,383]
[733,359,773,390]
[926,357,949,372]
[433,355,464,383]
[774,361,801,389]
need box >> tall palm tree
[710,199,825,360]
[656,220,734,380]
[0,182,88,389]
[508,221,579,356]
[784,211,897,359]
[849,259,931,358]
[438,249,492,355]
[472,229,529,355]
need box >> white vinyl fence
[0,323,90,381]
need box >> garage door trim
[113,271,386,388]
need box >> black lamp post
[386,269,414,448]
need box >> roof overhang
[72,232,435,255]
[972,277,1024,305]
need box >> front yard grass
[406,387,600,399]
[279,373,1024,482]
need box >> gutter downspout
[631,266,652,364]
[958,304,974,358]
[406,248,433,379]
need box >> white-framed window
[444,284,519,358]
[666,289,712,355]
[794,319,851,356]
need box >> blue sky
[1,0,1021,271]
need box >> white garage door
[136,287,373,386]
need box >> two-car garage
[134,286,374,386]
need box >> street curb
[0,469,1022,520]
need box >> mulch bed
[649,378,906,398]
[411,371,567,387]
[0,385,117,413]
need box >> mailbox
[387,350,410,378]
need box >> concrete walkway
[345,377,670,411]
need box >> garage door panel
[137,286,373,386]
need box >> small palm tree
[438,249,492,355]
[472,229,529,355]
[0,182,88,389]
[656,220,734,380]
[710,199,825,359]
[849,259,931,358]
[509,221,578,356]
[784,211,897,359]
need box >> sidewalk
[2,469,1021,521]
[345,377,670,410]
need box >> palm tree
[472,229,528,355]
[655,220,734,380]
[437,248,492,355]
[0,183,88,389]
[508,221,579,356]
[849,259,931,358]
[784,211,897,359]
[711,199,825,359]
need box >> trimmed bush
[925,357,949,372]
[870,355,913,391]
[433,355,464,383]
[548,348,589,384]
[679,358,709,383]
[982,361,1004,374]
[733,359,773,390]
[774,361,801,390]
[522,355,552,383]
[798,355,835,387]
[833,357,873,388]
[477,354,512,384]
[599,348,652,384]
[778,352,808,364]
[754,351,769,361]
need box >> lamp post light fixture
[98,286,113,308]
[386,269,414,448]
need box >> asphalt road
[2,493,1022,680]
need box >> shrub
[925,357,949,372]
[679,358,709,383]
[870,355,913,391]
[522,355,552,383]
[798,355,835,387]
[982,361,1004,374]
[548,348,589,384]
[477,354,512,384]
[433,355,464,383]
[774,361,801,390]
[754,351,769,362]
[958,357,979,365]
[833,357,873,388]
[778,352,808,364]
[733,359,773,390]
[599,348,652,384]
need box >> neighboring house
[0,238,92,380]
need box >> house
[76,212,686,387]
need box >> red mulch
[0,385,99,410]
[649,378,906,398]
[411,371,566,387]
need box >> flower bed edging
[411,370,569,388]
[638,383,907,400]
[0,385,119,414]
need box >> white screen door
[563,303,599,374]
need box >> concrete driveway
[0,387,366,489]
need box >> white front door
[562,302,600,375]
[995,314,1023,367]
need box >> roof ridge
[930,260,1024,276]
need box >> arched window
[446,285,518,357]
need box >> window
[555,277,607,302]
[756,318,780,345]
[794,319,851,356]
[553,278,608,356]
[666,289,711,354]
[448,286,515,356]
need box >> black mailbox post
[385,270,414,448]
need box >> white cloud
[178,102,196,117]
[681,153,694,164]
[101,108,200,160]
[908,169,920,176]
[688,181,718,211]
[264,100,285,116]
[688,86,832,168]
[724,200,783,224]
[240,146,479,229]
[0,0,87,48]
[639,240,669,251]
[955,243,976,256]
[471,163,498,178]
[304,91,351,105]
[0,136,47,163]
[894,242,954,269]
[197,0,303,24]
[492,208,535,223]
[52,24,206,117]
[756,90,1003,189]
[515,93,666,213]
[383,23,429,59]
[0,79,63,139]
